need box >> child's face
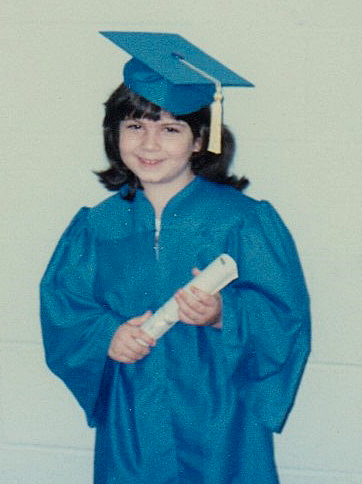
[119,111,201,190]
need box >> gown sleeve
[222,200,311,433]
[40,208,123,426]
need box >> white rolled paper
[140,254,238,340]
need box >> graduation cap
[100,31,254,153]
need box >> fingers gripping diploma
[108,311,156,363]
[174,268,222,327]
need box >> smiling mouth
[138,157,164,166]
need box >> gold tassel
[207,83,223,154]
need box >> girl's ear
[192,126,207,153]
[193,137,202,152]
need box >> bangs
[124,90,162,121]
[103,83,209,142]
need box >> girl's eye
[164,126,180,133]
[127,123,142,130]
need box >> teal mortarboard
[100,31,254,153]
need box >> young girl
[40,33,310,484]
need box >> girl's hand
[108,311,156,363]
[175,268,222,328]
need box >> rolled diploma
[141,253,238,340]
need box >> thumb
[128,310,152,326]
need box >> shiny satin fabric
[40,176,310,484]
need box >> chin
[137,173,167,184]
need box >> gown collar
[132,176,205,228]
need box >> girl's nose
[142,129,161,151]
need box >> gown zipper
[154,216,161,260]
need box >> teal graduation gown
[40,177,311,484]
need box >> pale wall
[1,1,362,483]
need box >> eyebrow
[160,120,187,127]
[124,118,187,127]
